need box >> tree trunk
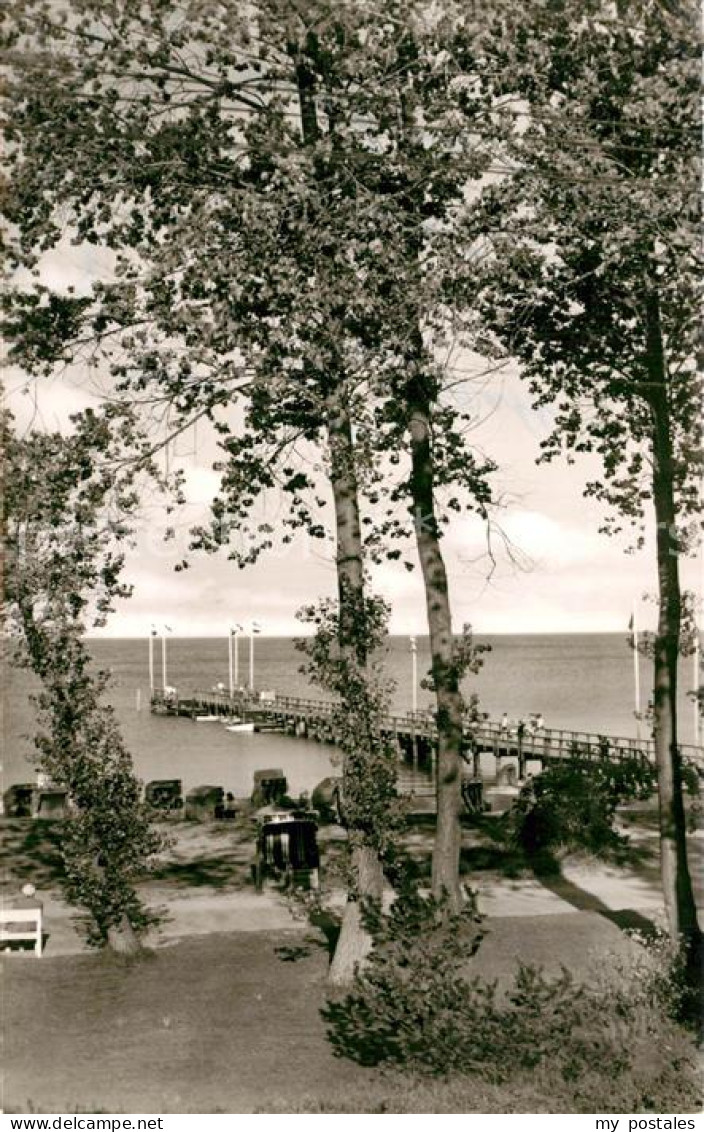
[395,85,465,907]
[645,293,701,972]
[328,843,384,986]
[327,389,367,664]
[107,917,141,956]
[326,388,384,985]
[292,47,384,984]
[407,374,465,910]
[92,853,142,956]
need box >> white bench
[0,907,43,956]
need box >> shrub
[594,927,703,1035]
[265,1055,702,1113]
[506,755,656,857]
[323,884,641,1081]
[322,882,700,1095]
[323,884,489,1070]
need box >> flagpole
[234,628,240,689]
[410,636,418,715]
[148,629,155,695]
[633,602,641,740]
[228,630,234,699]
[248,622,261,691]
[162,630,168,692]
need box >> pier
[150,689,704,794]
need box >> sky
[7,243,702,639]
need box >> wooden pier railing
[150,688,704,769]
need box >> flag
[164,624,173,633]
[627,614,633,632]
[251,621,262,634]
[150,626,158,637]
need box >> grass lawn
[2,800,701,1114]
[3,931,368,1113]
[4,926,700,1115]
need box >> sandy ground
[4,812,699,958]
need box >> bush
[322,883,698,1091]
[594,926,703,1035]
[264,1055,701,1113]
[326,886,614,1079]
[506,755,656,857]
[323,884,488,1070]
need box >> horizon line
[83,628,637,640]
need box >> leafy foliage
[608,925,703,1035]
[33,650,165,947]
[323,882,487,1069]
[420,623,490,695]
[3,0,498,565]
[3,410,164,947]
[322,880,667,1082]
[506,756,657,857]
[464,0,702,954]
[469,0,701,537]
[2,0,503,917]
[296,590,404,861]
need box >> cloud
[498,510,605,570]
[10,331,697,638]
[180,467,223,507]
[6,371,101,432]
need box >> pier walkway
[150,689,704,782]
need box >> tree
[469,0,701,974]
[194,4,497,908]
[3,408,164,953]
[211,4,498,908]
[296,592,404,980]
[338,40,498,902]
[3,0,412,980]
[3,0,498,937]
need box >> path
[6,850,682,958]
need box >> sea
[3,634,700,796]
